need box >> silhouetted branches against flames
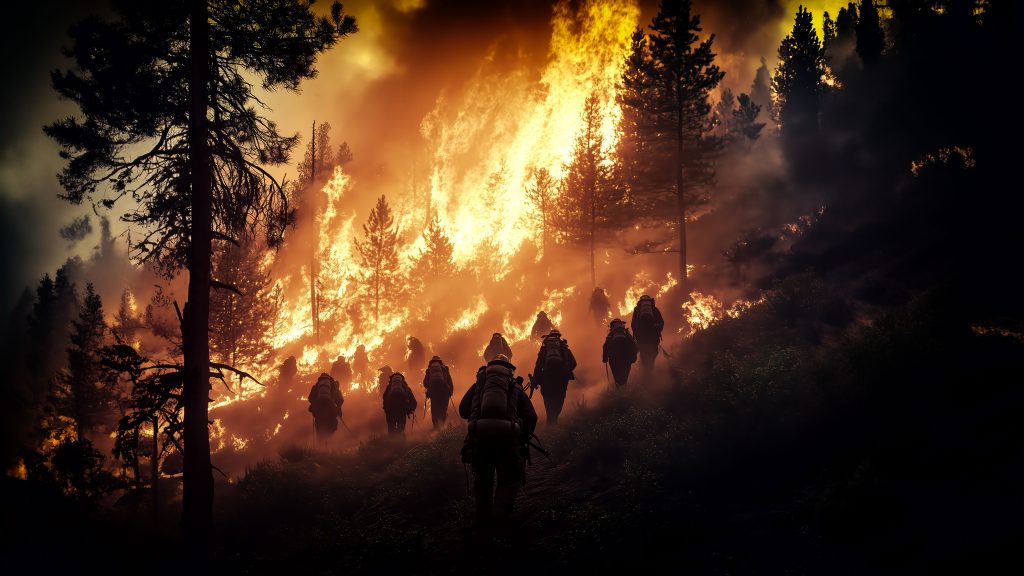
[45,0,358,554]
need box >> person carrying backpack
[459,365,488,421]
[383,372,417,436]
[532,329,577,425]
[407,336,426,374]
[483,332,513,363]
[530,311,554,342]
[590,287,611,325]
[631,294,664,371]
[377,365,393,395]
[460,354,537,530]
[603,318,638,387]
[330,354,352,389]
[352,344,369,384]
[423,355,455,429]
[307,373,344,443]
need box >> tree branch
[210,280,242,296]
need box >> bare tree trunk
[590,187,596,289]
[75,401,85,446]
[543,215,548,262]
[183,0,213,560]
[374,271,380,321]
[676,87,688,296]
[541,189,549,276]
[151,415,159,529]
[229,295,238,395]
[310,122,319,345]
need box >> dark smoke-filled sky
[0,0,841,314]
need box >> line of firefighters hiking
[305,292,665,443]
[304,292,664,528]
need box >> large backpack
[426,360,451,398]
[634,297,656,331]
[542,335,564,377]
[609,328,637,362]
[471,363,520,443]
[312,377,335,413]
[385,374,410,412]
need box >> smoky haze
[2,0,839,478]
[202,0,815,477]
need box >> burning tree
[112,289,143,348]
[295,121,347,194]
[356,195,404,321]
[618,0,724,291]
[412,215,456,280]
[45,0,356,555]
[559,93,615,288]
[525,167,557,262]
[294,121,347,345]
[209,242,279,392]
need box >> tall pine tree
[525,167,557,262]
[823,11,837,51]
[616,28,668,215]
[56,284,110,443]
[855,0,886,66]
[750,57,773,124]
[773,6,826,137]
[112,289,143,348]
[413,216,456,281]
[560,94,614,288]
[209,242,278,392]
[732,93,766,142]
[45,0,357,555]
[619,0,723,289]
[356,195,403,321]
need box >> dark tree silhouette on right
[837,2,858,43]
[618,0,724,293]
[822,10,837,52]
[855,0,885,66]
[772,6,826,139]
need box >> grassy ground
[210,269,1024,574]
